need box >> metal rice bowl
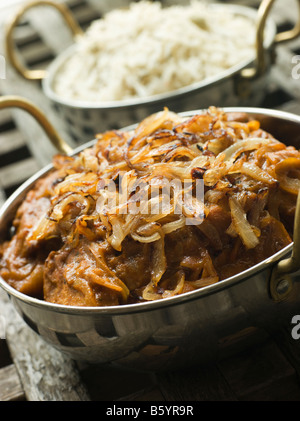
[6,0,295,149]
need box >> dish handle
[241,0,300,80]
[5,0,83,81]
[0,95,73,155]
[7,0,300,82]
[269,191,300,301]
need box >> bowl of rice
[6,0,300,144]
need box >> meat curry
[0,107,299,306]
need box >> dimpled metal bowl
[6,0,300,151]
[0,100,300,371]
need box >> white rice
[53,1,256,103]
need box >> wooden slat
[14,25,40,47]
[0,290,90,401]
[68,3,101,26]
[157,365,238,402]
[20,42,54,67]
[0,109,14,128]
[0,364,25,401]
[0,340,12,369]
[78,363,163,402]
[218,339,300,401]
[0,129,26,155]
[0,157,40,189]
[270,323,300,379]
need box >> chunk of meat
[214,215,292,280]
[0,171,61,297]
[44,241,128,307]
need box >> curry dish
[0,107,299,306]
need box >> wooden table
[1,0,300,402]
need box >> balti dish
[0,107,299,307]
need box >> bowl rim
[0,105,298,315]
[42,3,277,110]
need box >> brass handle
[0,96,73,155]
[5,0,84,81]
[242,0,300,79]
[270,191,300,301]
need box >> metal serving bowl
[5,0,300,146]
[0,96,300,372]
